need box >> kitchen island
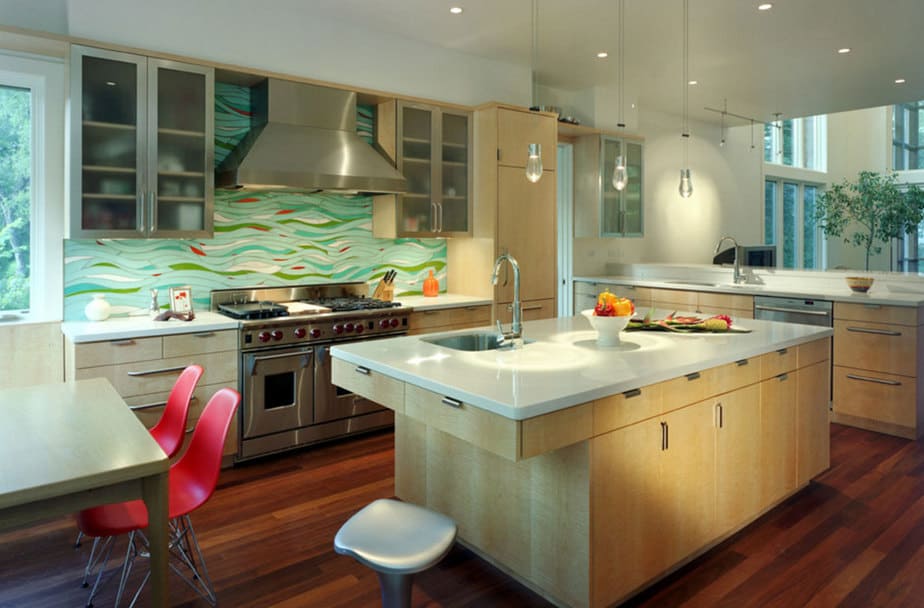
[331,316,833,607]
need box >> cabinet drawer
[496,108,557,170]
[698,292,753,312]
[449,305,491,327]
[834,302,921,326]
[760,347,798,379]
[651,288,698,311]
[798,337,831,368]
[833,365,917,429]
[705,358,760,396]
[594,383,663,434]
[74,351,237,398]
[834,320,917,377]
[73,336,163,368]
[520,403,593,459]
[662,368,716,411]
[163,330,238,358]
[495,298,555,324]
[408,309,452,332]
[331,358,404,413]
[404,383,520,460]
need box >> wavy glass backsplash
[63,82,445,320]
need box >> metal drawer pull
[661,422,669,450]
[355,366,371,375]
[862,303,882,310]
[776,348,788,355]
[777,372,789,381]
[735,359,749,366]
[716,403,724,428]
[753,305,831,317]
[846,374,902,386]
[130,401,167,411]
[522,304,544,311]
[846,327,902,337]
[111,339,137,346]
[623,388,642,399]
[193,332,216,338]
[422,310,441,315]
[686,371,701,381]
[127,365,187,377]
[441,396,463,408]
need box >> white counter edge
[62,312,240,343]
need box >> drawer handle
[777,372,789,381]
[130,400,167,411]
[193,332,216,338]
[355,366,371,376]
[686,371,701,381]
[846,373,902,386]
[522,304,544,311]
[776,348,788,355]
[441,396,463,408]
[422,310,441,315]
[464,306,484,311]
[623,388,642,399]
[660,421,669,451]
[862,303,882,310]
[735,359,749,366]
[111,339,137,346]
[846,327,902,337]
[716,403,724,428]
[127,365,187,377]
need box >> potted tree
[815,171,924,291]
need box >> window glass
[782,182,797,268]
[0,84,31,313]
[765,115,825,170]
[803,185,818,268]
[781,120,795,166]
[893,101,924,170]
[764,180,777,245]
[763,123,773,163]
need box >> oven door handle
[247,349,313,376]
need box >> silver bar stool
[334,499,457,608]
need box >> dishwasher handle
[753,304,832,317]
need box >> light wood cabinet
[65,329,239,459]
[494,298,555,325]
[796,360,830,485]
[69,45,214,238]
[715,384,762,534]
[831,302,924,438]
[406,304,491,335]
[574,134,644,238]
[572,281,753,321]
[496,107,557,170]
[759,371,797,506]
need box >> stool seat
[334,499,457,574]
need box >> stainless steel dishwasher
[753,295,833,327]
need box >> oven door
[314,342,387,424]
[241,346,314,439]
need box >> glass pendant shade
[679,168,693,198]
[525,143,543,183]
[612,155,628,191]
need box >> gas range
[211,283,410,350]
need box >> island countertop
[331,314,833,420]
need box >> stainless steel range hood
[216,79,407,194]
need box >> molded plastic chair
[75,364,203,550]
[77,387,241,608]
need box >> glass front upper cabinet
[70,45,214,238]
[396,101,471,237]
[601,136,643,237]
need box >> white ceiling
[311,0,924,125]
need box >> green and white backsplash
[63,82,445,320]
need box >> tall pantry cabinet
[461,104,558,323]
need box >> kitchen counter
[394,293,492,311]
[61,311,239,343]
[331,314,832,420]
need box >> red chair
[74,365,203,550]
[77,387,240,608]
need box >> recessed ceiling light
[688,80,698,85]
[597,51,609,59]
[449,6,462,14]
[758,3,772,10]
[896,78,907,84]
[838,48,851,54]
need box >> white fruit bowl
[582,309,631,346]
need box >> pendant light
[678,0,693,198]
[611,0,628,191]
[525,0,543,183]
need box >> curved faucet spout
[491,253,522,340]
[714,235,743,284]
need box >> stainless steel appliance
[212,283,409,461]
[753,295,833,327]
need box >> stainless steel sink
[423,332,531,351]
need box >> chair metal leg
[83,537,115,608]
[376,571,414,608]
[74,530,84,548]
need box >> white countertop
[331,314,832,420]
[61,311,240,343]
[395,293,493,311]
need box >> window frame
[765,115,827,172]
[763,176,825,270]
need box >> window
[764,178,822,269]
[0,53,64,322]
[764,115,827,171]
[893,101,924,170]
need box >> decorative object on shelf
[612,0,628,192]
[423,269,439,297]
[84,294,111,322]
[582,309,631,346]
[678,0,693,198]
[845,276,874,294]
[815,171,924,277]
[525,0,543,184]
[169,286,193,314]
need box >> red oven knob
[390,318,400,328]
[333,324,344,335]
[309,328,321,338]
[355,323,365,334]
[258,331,271,343]
[345,323,355,333]
[271,330,284,341]
[293,327,306,338]
[379,319,390,329]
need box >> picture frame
[169,286,193,314]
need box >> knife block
[372,279,394,301]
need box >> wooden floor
[0,423,922,607]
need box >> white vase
[85,294,112,321]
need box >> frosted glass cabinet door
[601,137,622,235]
[440,110,470,233]
[600,136,644,237]
[398,105,435,234]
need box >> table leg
[142,471,169,608]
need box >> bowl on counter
[846,276,874,293]
[581,309,631,346]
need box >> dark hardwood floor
[1,423,922,607]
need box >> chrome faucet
[714,235,744,284]
[491,253,522,341]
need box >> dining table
[0,377,170,606]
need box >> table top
[0,378,168,510]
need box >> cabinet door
[759,372,797,505]
[440,110,471,234]
[715,384,762,534]
[71,46,147,237]
[397,104,436,233]
[148,59,214,237]
[796,360,830,485]
[496,166,556,303]
[496,108,557,171]
[600,137,622,235]
[622,140,643,235]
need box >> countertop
[331,314,832,420]
[395,293,493,311]
[61,311,240,343]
